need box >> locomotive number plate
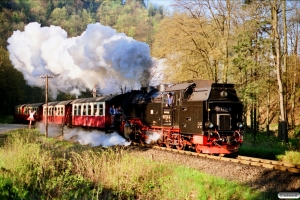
[214,106,231,112]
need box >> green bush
[0,115,14,124]
[0,176,22,199]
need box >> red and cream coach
[42,100,73,125]
[70,94,124,128]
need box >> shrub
[0,176,23,199]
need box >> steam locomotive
[14,80,244,155]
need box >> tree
[46,0,54,19]
[152,0,243,83]
[0,47,25,115]
[270,0,287,142]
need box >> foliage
[0,129,272,199]
[152,13,215,83]
[239,131,299,160]
[0,176,24,200]
[277,151,300,165]
[0,115,14,124]
[0,47,26,115]
[96,0,163,44]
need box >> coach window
[58,107,61,116]
[88,104,91,116]
[61,107,64,115]
[94,104,98,116]
[82,105,86,115]
[99,104,103,116]
[78,105,81,116]
[73,105,77,116]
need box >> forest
[1,0,300,142]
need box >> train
[14,80,244,155]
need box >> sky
[149,0,173,8]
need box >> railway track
[131,143,300,173]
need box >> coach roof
[45,100,73,106]
[25,103,44,107]
[70,94,120,104]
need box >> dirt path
[0,124,27,134]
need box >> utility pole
[40,74,54,138]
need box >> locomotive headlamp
[220,91,228,97]
[237,122,243,128]
[205,121,214,129]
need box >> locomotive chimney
[140,87,148,94]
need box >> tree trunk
[222,0,231,83]
[272,1,288,142]
[291,73,296,129]
[283,0,288,127]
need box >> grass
[276,151,300,165]
[0,128,274,199]
[239,129,300,164]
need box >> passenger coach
[42,100,73,125]
[14,104,27,122]
[70,94,125,128]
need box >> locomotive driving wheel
[176,143,184,150]
[195,144,202,153]
[164,135,171,148]
[176,139,185,150]
[157,137,164,146]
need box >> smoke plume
[7,22,153,98]
[145,130,162,144]
[37,123,131,147]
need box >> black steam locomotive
[119,80,243,154]
[14,80,243,155]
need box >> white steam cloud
[37,123,131,147]
[145,130,162,144]
[7,22,153,98]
